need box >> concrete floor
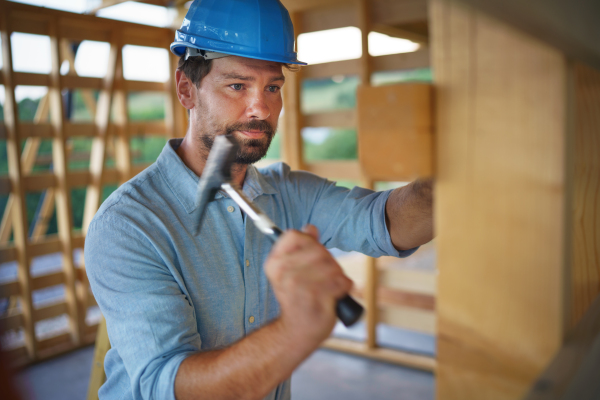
[13,344,434,400]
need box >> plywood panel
[571,63,600,327]
[430,0,572,398]
[357,83,433,181]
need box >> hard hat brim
[170,42,307,66]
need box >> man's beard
[200,119,275,165]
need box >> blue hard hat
[170,0,306,65]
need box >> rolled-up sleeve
[277,165,418,258]
[85,213,200,400]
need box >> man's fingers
[301,224,319,241]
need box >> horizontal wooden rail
[322,337,435,372]
[305,160,362,180]
[304,109,356,128]
[302,49,430,80]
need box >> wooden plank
[455,0,600,71]
[379,267,436,296]
[378,304,436,334]
[1,1,37,360]
[114,67,132,184]
[371,48,430,71]
[303,109,356,128]
[23,173,57,191]
[524,294,600,400]
[357,83,433,181]
[123,80,168,92]
[352,286,435,311]
[0,281,20,297]
[87,317,110,400]
[321,337,435,372]
[0,312,24,331]
[37,332,71,351]
[371,0,428,26]
[13,72,50,87]
[18,123,54,139]
[60,75,103,90]
[28,236,61,257]
[301,2,357,33]
[33,301,68,322]
[303,58,360,80]
[31,271,65,291]
[304,160,361,181]
[128,121,167,136]
[82,37,121,233]
[281,12,305,171]
[280,0,348,12]
[65,123,97,138]
[570,63,600,327]
[165,51,186,138]
[430,0,573,398]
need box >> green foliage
[131,136,167,164]
[304,129,357,161]
[18,98,40,121]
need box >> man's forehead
[212,56,283,77]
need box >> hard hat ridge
[170,0,306,65]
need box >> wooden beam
[0,1,37,360]
[49,21,82,346]
[82,36,121,233]
[322,337,436,372]
[570,63,600,327]
[524,294,600,400]
[430,0,578,398]
[455,0,600,71]
[305,161,362,181]
[303,109,356,128]
[281,12,305,171]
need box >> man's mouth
[238,130,266,139]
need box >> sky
[0,0,419,103]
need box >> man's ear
[176,69,195,110]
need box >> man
[85,1,433,399]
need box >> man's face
[191,56,284,164]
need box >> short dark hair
[177,55,213,88]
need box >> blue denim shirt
[85,139,417,400]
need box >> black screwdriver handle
[269,227,364,327]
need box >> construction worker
[85,1,433,399]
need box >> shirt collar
[157,139,277,214]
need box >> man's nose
[245,91,270,120]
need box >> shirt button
[227,206,234,213]
[245,259,250,267]
[249,316,255,323]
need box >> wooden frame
[279,0,436,372]
[0,0,184,367]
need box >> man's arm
[385,178,434,251]
[175,226,351,400]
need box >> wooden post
[429,0,586,397]
[0,2,37,359]
[570,63,600,328]
[113,55,131,184]
[49,23,83,346]
[282,12,305,171]
[82,36,121,233]
[356,0,378,349]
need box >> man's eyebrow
[220,73,255,81]
[218,73,286,83]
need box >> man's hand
[265,225,352,349]
[175,225,353,400]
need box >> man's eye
[267,86,280,93]
[231,84,243,90]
